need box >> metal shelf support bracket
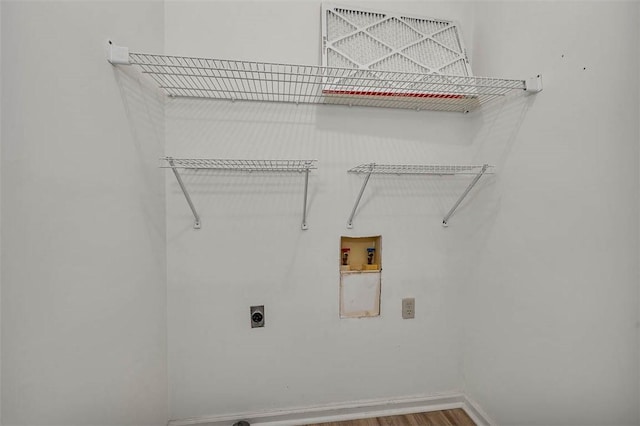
[442,163,489,227]
[167,157,201,229]
[347,163,494,228]
[347,163,375,229]
[301,164,311,230]
[161,158,316,230]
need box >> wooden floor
[304,408,475,426]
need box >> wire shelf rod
[131,55,521,84]
[164,86,510,102]
[119,51,533,112]
[348,163,495,175]
[161,158,317,172]
[147,77,516,97]
[137,69,523,94]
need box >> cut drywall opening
[340,236,382,318]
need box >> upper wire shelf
[108,43,541,113]
[161,157,317,172]
[348,163,495,175]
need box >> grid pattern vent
[322,4,472,76]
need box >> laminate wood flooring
[304,408,475,426]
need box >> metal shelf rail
[346,163,495,227]
[162,157,318,230]
[107,42,542,113]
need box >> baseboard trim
[168,392,494,426]
[462,395,496,426]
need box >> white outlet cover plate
[402,298,415,319]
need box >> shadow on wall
[315,101,482,146]
[442,89,534,291]
[471,89,535,171]
[112,64,166,244]
[345,172,496,227]
[162,95,481,156]
[114,63,533,232]
[160,97,320,237]
[345,90,534,229]
[461,89,534,232]
[164,168,315,226]
[155,84,533,233]
[164,98,319,158]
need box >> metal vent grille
[322,4,472,76]
[321,4,474,102]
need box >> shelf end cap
[107,40,130,65]
[525,75,543,93]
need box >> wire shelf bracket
[162,157,318,230]
[107,41,542,113]
[167,157,202,229]
[346,163,495,228]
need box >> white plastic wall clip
[525,75,543,93]
[107,40,130,65]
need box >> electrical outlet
[250,305,264,328]
[402,298,415,319]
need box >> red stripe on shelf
[322,90,468,99]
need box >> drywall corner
[465,2,640,425]
[0,0,3,423]
[1,1,166,425]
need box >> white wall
[166,1,640,424]
[0,0,3,422]
[164,1,480,420]
[1,1,167,425]
[463,2,640,425]
[3,2,638,425]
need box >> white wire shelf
[161,158,317,172]
[346,163,495,227]
[348,163,495,175]
[162,157,317,230]
[108,43,540,113]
